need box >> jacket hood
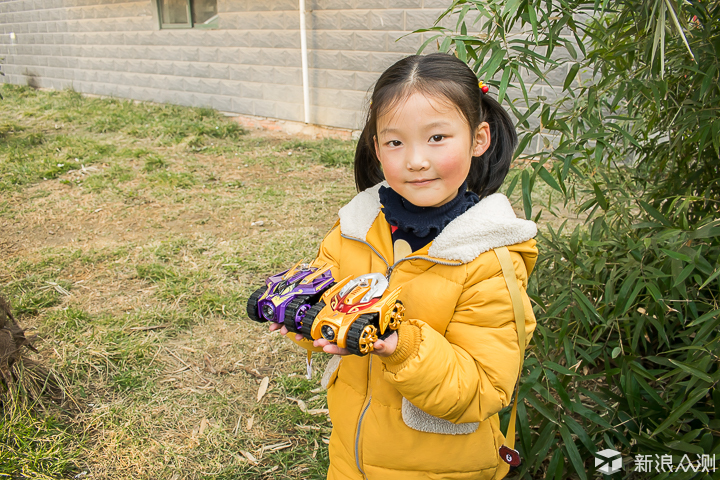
[338,182,537,264]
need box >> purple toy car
[246,260,334,333]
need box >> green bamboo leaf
[514,132,534,159]
[700,65,716,99]
[544,361,578,376]
[440,36,453,53]
[528,3,539,43]
[565,40,577,60]
[671,264,694,289]
[505,171,520,197]
[538,166,562,192]
[502,0,522,18]
[652,388,709,437]
[699,269,720,290]
[563,63,580,91]
[477,48,506,79]
[561,415,595,452]
[456,39,467,63]
[592,183,608,210]
[621,281,644,314]
[659,248,692,263]
[666,441,704,455]
[417,34,442,54]
[663,0,694,60]
[572,290,603,323]
[559,424,588,480]
[525,393,559,424]
[521,169,532,220]
[498,66,511,104]
[639,201,672,226]
[572,400,614,429]
[668,359,713,383]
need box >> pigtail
[467,93,518,199]
[354,123,384,192]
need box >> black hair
[354,53,518,199]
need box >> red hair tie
[478,80,489,94]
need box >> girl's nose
[406,147,428,171]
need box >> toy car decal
[301,273,405,356]
[245,261,335,333]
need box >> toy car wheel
[299,300,325,340]
[347,314,379,356]
[284,295,311,333]
[246,286,268,323]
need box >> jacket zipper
[339,234,462,280]
[385,255,463,281]
[340,234,462,478]
[354,356,372,479]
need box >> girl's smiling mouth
[407,178,437,186]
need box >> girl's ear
[373,135,380,161]
[472,122,491,157]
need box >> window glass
[192,0,218,25]
[159,0,190,26]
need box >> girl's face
[374,92,490,208]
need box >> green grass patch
[0,405,82,479]
[0,84,363,479]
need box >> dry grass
[0,85,355,479]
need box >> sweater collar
[338,181,537,263]
[378,182,480,238]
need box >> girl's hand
[269,323,307,343]
[313,338,351,356]
[268,322,287,335]
[372,331,398,357]
[312,332,399,357]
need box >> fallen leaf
[296,424,321,431]
[287,396,307,412]
[307,408,329,415]
[261,441,292,453]
[257,376,269,402]
[246,415,254,430]
[199,418,208,436]
[240,450,258,464]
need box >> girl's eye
[387,140,402,147]
[430,135,445,142]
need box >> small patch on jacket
[401,398,479,435]
[321,355,342,389]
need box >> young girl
[271,53,537,480]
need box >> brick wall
[0,0,565,150]
[0,0,453,130]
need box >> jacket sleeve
[310,221,342,278]
[380,248,536,424]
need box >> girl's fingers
[314,338,351,355]
[323,344,351,355]
[372,332,398,357]
[268,323,289,336]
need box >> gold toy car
[301,273,404,356]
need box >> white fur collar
[338,181,537,263]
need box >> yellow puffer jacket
[310,182,538,480]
